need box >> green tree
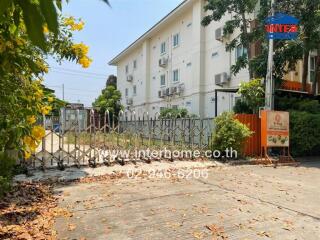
[0,1,94,194]
[236,78,265,114]
[277,0,320,91]
[201,0,259,78]
[92,76,123,117]
[251,0,320,91]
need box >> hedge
[290,111,320,157]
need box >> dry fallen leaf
[0,182,62,240]
[68,223,77,231]
[257,231,271,238]
[192,231,206,239]
[205,224,228,239]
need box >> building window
[310,56,316,83]
[173,33,180,48]
[133,85,137,95]
[133,60,137,69]
[173,69,179,82]
[125,88,128,97]
[160,42,166,55]
[125,65,129,74]
[160,74,166,86]
[172,105,178,109]
[235,45,248,60]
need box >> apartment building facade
[109,0,317,118]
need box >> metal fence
[26,109,215,170]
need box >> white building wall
[112,0,251,118]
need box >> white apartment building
[109,0,254,118]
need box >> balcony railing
[280,80,312,94]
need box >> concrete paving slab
[52,162,320,239]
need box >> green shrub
[276,96,320,114]
[160,108,195,118]
[211,112,253,158]
[237,79,265,114]
[290,111,320,157]
[0,152,16,198]
[233,99,252,114]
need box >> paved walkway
[54,162,320,240]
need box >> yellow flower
[71,21,84,31]
[31,126,45,140]
[43,25,49,34]
[79,56,92,68]
[64,17,75,26]
[23,136,38,150]
[64,17,84,31]
[34,89,44,100]
[48,96,54,103]
[42,65,49,73]
[41,105,52,115]
[72,43,89,56]
[27,115,36,124]
[24,151,31,159]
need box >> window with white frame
[173,33,180,48]
[310,56,316,83]
[125,65,129,74]
[133,85,137,95]
[125,88,128,97]
[173,69,179,82]
[235,44,248,60]
[160,74,166,86]
[133,60,137,69]
[160,42,166,54]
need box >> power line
[47,85,99,93]
[50,67,108,77]
[50,70,107,80]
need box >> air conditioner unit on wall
[215,72,229,86]
[126,98,133,105]
[158,90,164,98]
[215,27,223,41]
[178,83,185,92]
[171,86,177,95]
[126,75,133,82]
[159,57,168,68]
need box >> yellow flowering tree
[0,3,92,162]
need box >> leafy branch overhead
[0,0,110,51]
[202,0,259,78]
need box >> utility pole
[62,84,65,101]
[265,0,275,110]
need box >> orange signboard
[261,110,289,147]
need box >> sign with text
[265,13,299,40]
[261,110,289,147]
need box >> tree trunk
[302,50,309,92]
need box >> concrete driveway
[54,162,320,240]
